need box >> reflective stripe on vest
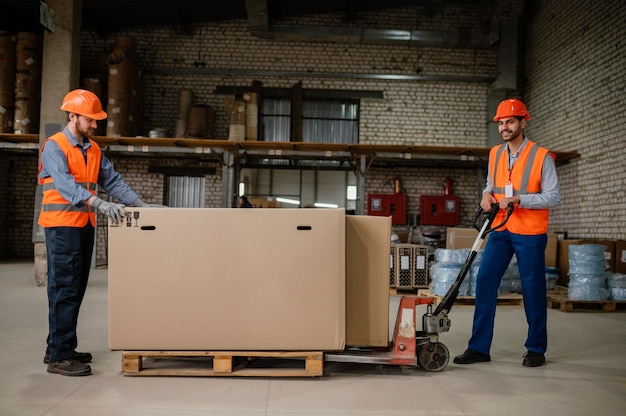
[42,182,97,192]
[492,144,541,196]
[489,140,550,235]
[38,132,102,228]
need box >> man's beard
[75,119,95,139]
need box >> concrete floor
[1,260,625,416]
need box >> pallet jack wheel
[418,342,450,372]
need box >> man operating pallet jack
[453,98,560,368]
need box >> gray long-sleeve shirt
[483,137,560,209]
[39,126,139,206]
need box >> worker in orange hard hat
[39,89,164,377]
[454,97,560,368]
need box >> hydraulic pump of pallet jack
[422,202,514,335]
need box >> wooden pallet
[417,289,524,308]
[547,292,626,312]
[390,287,428,296]
[121,350,324,377]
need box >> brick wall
[2,0,625,260]
[0,158,9,257]
[524,0,626,239]
[1,155,38,258]
[80,5,504,144]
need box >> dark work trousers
[468,229,548,355]
[45,224,95,362]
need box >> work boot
[47,359,92,376]
[44,351,92,364]
[523,351,546,367]
[453,349,491,364]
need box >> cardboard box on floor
[446,227,557,267]
[108,208,346,351]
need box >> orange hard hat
[493,98,530,121]
[60,89,107,120]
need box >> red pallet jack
[326,203,514,372]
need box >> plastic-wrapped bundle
[434,248,471,264]
[607,273,626,300]
[468,256,517,296]
[568,244,607,275]
[568,274,608,300]
[499,276,511,294]
[469,263,480,296]
[545,266,559,291]
[505,257,519,293]
[609,288,626,301]
[429,263,469,296]
[607,273,626,288]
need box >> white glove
[92,197,128,225]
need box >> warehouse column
[356,155,366,215]
[33,0,83,286]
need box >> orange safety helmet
[60,89,107,120]
[493,98,530,121]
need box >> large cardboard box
[446,227,489,250]
[447,228,557,267]
[108,208,345,351]
[345,216,391,347]
[615,241,626,274]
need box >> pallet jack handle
[431,202,514,317]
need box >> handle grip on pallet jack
[473,203,514,235]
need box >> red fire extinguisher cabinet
[419,195,460,226]
[367,193,407,225]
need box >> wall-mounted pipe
[250,25,496,49]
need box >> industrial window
[302,99,359,144]
[261,98,291,143]
[261,98,359,144]
[166,176,205,207]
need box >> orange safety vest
[38,132,102,228]
[489,140,552,235]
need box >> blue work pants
[468,229,548,355]
[45,225,94,362]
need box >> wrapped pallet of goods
[14,32,42,134]
[0,32,16,133]
[607,273,626,300]
[568,244,608,301]
[429,249,471,296]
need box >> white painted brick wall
[524,0,626,240]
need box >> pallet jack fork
[326,203,514,372]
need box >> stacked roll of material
[243,92,258,141]
[607,273,626,301]
[226,98,246,141]
[174,89,192,137]
[0,32,16,133]
[568,244,608,300]
[429,249,470,296]
[14,32,42,134]
[186,104,215,138]
[106,36,142,137]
